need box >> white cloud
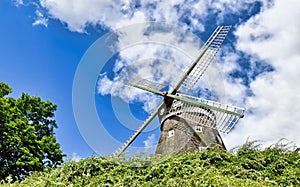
[71,152,82,162]
[32,9,48,27]
[13,0,24,7]
[143,133,156,148]
[97,74,114,95]
[33,0,260,33]
[223,0,300,149]
[39,0,149,32]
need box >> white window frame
[195,126,203,133]
[168,129,175,137]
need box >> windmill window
[168,129,175,137]
[195,126,203,133]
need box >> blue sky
[1,0,300,160]
[0,1,102,158]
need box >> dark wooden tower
[155,96,226,155]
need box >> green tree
[0,82,65,180]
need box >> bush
[2,141,299,186]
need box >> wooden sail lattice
[165,93,245,134]
[128,76,167,91]
[112,104,161,157]
[180,26,231,90]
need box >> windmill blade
[126,81,244,133]
[113,102,163,157]
[166,93,244,118]
[166,93,245,134]
[127,81,244,119]
[172,26,231,92]
[128,76,167,91]
[113,79,165,157]
[127,79,164,96]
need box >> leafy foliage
[0,82,65,181]
[2,141,299,186]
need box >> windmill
[113,26,245,156]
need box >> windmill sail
[165,93,245,133]
[173,26,231,92]
[113,78,167,157]
[128,77,167,91]
[113,103,163,157]
[124,82,245,133]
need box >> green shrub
[2,141,299,186]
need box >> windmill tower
[113,26,245,157]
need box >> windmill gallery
[113,26,245,157]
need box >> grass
[2,141,300,186]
